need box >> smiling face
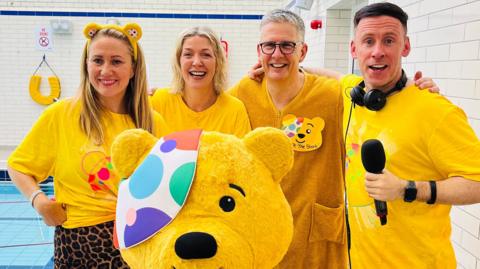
[258,22,307,82]
[180,35,216,92]
[351,15,410,92]
[87,35,134,109]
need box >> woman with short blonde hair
[171,26,227,95]
[151,26,250,137]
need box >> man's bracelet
[29,189,44,207]
[427,181,437,205]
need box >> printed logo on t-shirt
[281,114,325,152]
[346,142,379,229]
[81,150,116,197]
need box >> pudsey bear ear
[243,127,294,183]
[312,117,325,131]
[111,129,157,179]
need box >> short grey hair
[260,9,305,41]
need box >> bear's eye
[219,196,235,212]
[306,129,311,134]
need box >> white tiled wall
[301,0,480,268]
[3,0,281,12]
[296,1,355,73]
[401,0,480,141]
[0,1,282,149]
[323,9,351,72]
[296,0,368,74]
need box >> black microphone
[361,139,388,225]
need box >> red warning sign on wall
[36,26,53,51]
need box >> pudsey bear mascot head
[111,127,294,268]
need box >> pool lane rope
[29,54,61,105]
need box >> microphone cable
[344,99,353,269]
[343,57,357,269]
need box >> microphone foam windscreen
[361,139,386,173]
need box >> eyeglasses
[258,41,301,55]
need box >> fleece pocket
[308,202,346,244]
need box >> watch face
[404,181,417,202]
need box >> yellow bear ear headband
[83,22,143,60]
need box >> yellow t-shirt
[150,88,251,137]
[8,98,170,228]
[341,74,480,269]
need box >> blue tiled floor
[0,183,54,269]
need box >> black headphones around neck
[350,69,407,111]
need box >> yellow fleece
[229,73,348,269]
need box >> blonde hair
[171,26,227,95]
[76,27,154,145]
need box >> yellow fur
[111,129,157,179]
[111,127,294,268]
[83,22,142,60]
[28,75,61,105]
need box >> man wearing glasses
[229,9,347,269]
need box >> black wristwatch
[404,180,417,202]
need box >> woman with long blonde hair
[8,22,169,268]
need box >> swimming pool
[0,182,54,269]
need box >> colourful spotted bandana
[115,129,202,249]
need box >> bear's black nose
[175,232,217,259]
[297,133,305,139]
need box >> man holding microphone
[341,2,480,268]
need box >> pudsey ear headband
[83,22,142,60]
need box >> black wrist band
[427,181,437,204]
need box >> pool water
[0,183,54,269]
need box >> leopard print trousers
[54,221,130,269]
